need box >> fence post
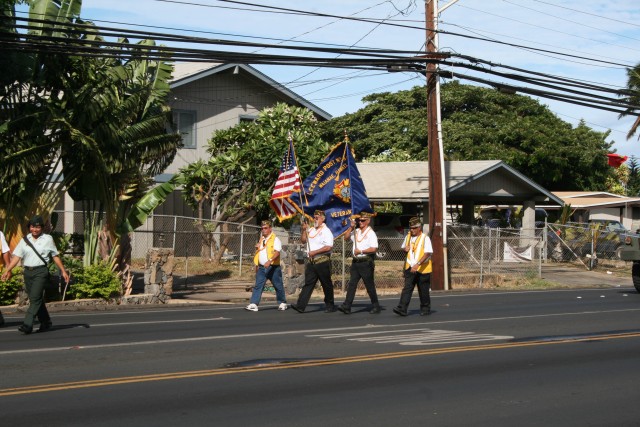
[184,232,189,287]
[542,224,548,263]
[590,228,596,270]
[239,224,244,277]
[172,216,177,250]
[538,245,542,277]
[480,235,484,287]
[487,228,492,275]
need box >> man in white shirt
[338,211,381,314]
[291,210,335,313]
[0,230,10,327]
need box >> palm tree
[619,63,640,140]
[0,0,82,242]
[0,0,181,269]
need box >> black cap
[29,215,45,227]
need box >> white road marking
[0,308,637,355]
[0,317,228,334]
[312,328,514,346]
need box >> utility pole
[425,0,449,290]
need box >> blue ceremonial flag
[290,141,373,237]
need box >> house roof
[553,191,625,199]
[357,160,563,205]
[551,191,640,208]
[170,62,332,120]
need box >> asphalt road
[1,287,639,426]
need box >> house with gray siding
[154,62,332,218]
[59,62,331,221]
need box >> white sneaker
[245,303,258,312]
[278,303,288,311]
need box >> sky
[15,0,640,160]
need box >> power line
[454,3,640,56]
[502,0,640,44]
[529,0,640,29]
[147,0,424,30]
[440,21,634,71]
[2,15,639,116]
[8,6,635,73]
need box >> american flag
[269,140,301,220]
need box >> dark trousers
[398,268,431,312]
[23,266,51,328]
[296,260,334,310]
[343,259,378,307]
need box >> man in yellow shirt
[246,220,288,312]
[393,217,432,317]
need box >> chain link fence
[448,225,542,288]
[544,222,632,270]
[52,212,631,293]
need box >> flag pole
[343,130,355,218]
[288,132,312,256]
[288,132,309,210]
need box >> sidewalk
[1,265,634,314]
[540,265,632,288]
[168,264,634,304]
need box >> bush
[67,262,121,300]
[0,267,24,305]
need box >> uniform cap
[29,215,45,227]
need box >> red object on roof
[607,153,628,168]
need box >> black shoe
[37,321,53,332]
[420,309,431,316]
[324,305,336,313]
[393,307,408,317]
[290,304,304,313]
[338,305,351,314]
[18,324,33,335]
[369,304,381,314]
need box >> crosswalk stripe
[310,328,513,346]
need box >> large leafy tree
[178,103,329,262]
[0,0,180,267]
[321,81,614,190]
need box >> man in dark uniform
[338,211,381,314]
[2,215,70,334]
[393,216,432,316]
[291,210,335,313]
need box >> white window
[173,110,196,149]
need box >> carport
[357,160,564,231]
[358,160,564,290]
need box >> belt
[309,255,330,264]
[352,256,372,263]
[24,265,47,271]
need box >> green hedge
[66,262,121,300]
[1,260,121,304]
[0,267,23,305]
